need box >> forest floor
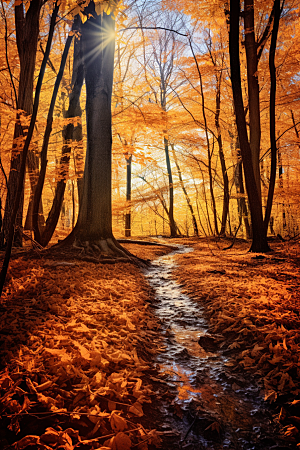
[0,236,299,450]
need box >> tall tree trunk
[24,151,45,232]
[229,0,270,252]
[37,25,83,247]
[0,2,59,296]
[125,153,132,237]
[164,137,177,237]
[171,144,198,236]
[73,9,114,242]
[215,72,229,235]
[264,0,283,232]
[32,31,74,243]
[244,0,261,198]
[189,38,219,234]
[61,6,134,261]
[235,151,251,239]
[1,0,42,247]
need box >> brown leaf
[110,412,127,432]
[40,427,60,444]
[108,400,117,411]
[129,401,143,417]
[13,435,40,449]
[115,432,132,450]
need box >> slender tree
[229,0,270,252]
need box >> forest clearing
[0,236,300,450]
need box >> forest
[0,0,300,449]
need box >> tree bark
[215,72,229,235]
[32,31,74,243]
[0,2,59,296]
[189,38,219,234]
[244,0,261,198]
[171,144,198,236]
[37,25,84,247]
[236,150,251,239]
[229,0,270,252]
[24,151,45,233]
[125,153,132,237]
[264,0,282,232]
[164,137,177,237]
[1,0,42,247]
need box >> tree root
[47,234,149,266]
[64,237,149,267]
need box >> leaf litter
[0,244,171,450]
[172,236,300,447]
[1,237,300,449]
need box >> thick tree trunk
[1,0,42,247]
[0,2,59,296]
[125,154,132,237]
[58,7,138,263]
[73,10,114,242]
[244,0,261,198]
[229,0,270,252]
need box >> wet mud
[145,246,293,450]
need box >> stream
[145,245,292,450]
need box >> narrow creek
[145,245,291,450]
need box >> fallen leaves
[173,238,300,443]
[0,256,164,449]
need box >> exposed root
[44,237,149,267]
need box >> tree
[229,0,270,252]
[1,0,42,247]
[32,18,83,247]
[62,3,134,261]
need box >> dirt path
[0,237,299,449]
